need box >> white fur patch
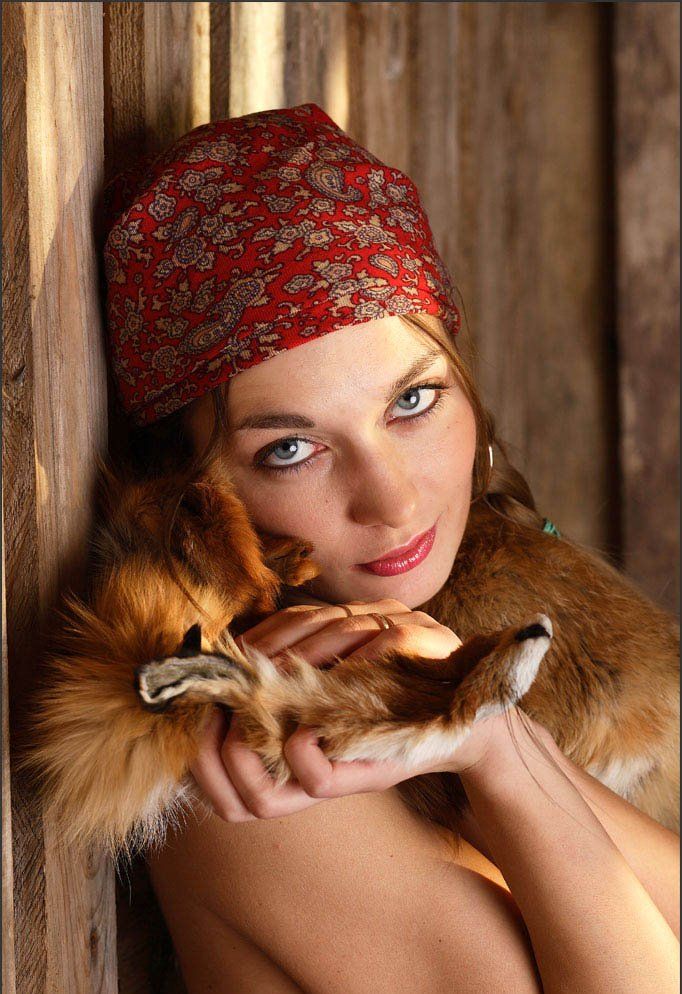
[336,723,473,768]
[509,613,552,701]
[586,753,655,800]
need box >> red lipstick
[358,522,437,577]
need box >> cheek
[229,468,334,542]
[418,402,477,496]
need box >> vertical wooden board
[104,1,210,173]
[453,3,612,551]
[103,7,210,989]
[20,2,117,992]
[3,3,46,991]
[209,1,231,121]
[407,4,459,259]
[25,1,109,601]
[144,2,211,147]
[532,3,617,554]
[2,517,16,994]
[614,2,680,613]
[344,1,413,171]
[228,1,286,116]
[103,2,146,180]
[281,2,349,127]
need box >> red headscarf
[102,102,460,425]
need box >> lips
[358,521,438,577]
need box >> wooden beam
[614,2,680,613]
[452,3,614,552]
[103,6,210,988]
[4,2,116,991]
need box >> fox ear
[259,533,321,587]
[178,622,203,657]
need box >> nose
[346,443,419,529]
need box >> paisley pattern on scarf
[102,102,460,425]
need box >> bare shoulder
[147,788,541,994]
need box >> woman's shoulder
[146,787,541,994]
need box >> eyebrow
[232,346,444,432]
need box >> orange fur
[19,455,679,862]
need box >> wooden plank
[144,2,211,148]
[104,1,210,177]
[452,3,613,552]
[2,512,16,994]
[14,3,115,991]
[281,2,349,126]
[209,1,231,120]
[228,1,286,115]
[2,3,46,990]
[2,517,16,994]
[103,2,146,181]
[0,17,24,968]
[407,3,460,270]
[345,1,413,171]
[614,2,680,614]
[103,6,210,989]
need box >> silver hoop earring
[488,444,494,470]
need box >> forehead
[227,316,442,414]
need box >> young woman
[99,105,679,992]
[138,312,678,994]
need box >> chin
[379,554,455,609]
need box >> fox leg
[136,614,553,783]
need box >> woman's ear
[258,532,321,587]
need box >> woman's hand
[189,599,502,823]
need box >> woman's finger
[219,716,325,819]
[283,726,411,798]
[265,613,426,669]
[281,620,462,670]
[189,708,257,823]
[239,598,412,660]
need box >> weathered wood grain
[229,2,286,115]
[209,1,231,120]
[614,2,680,613]
[103,2,146,181]
[4,3,115,991]
[452,3,615,553]
[144,2,211,149]
[282,3,350,126]
[3,3,46,991]
[103,6,210,988]
[2,523,16,994]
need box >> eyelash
[253,380,450,477]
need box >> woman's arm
[457,708,680,994]
[456,725,680,938]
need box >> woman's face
[188,317,477,608]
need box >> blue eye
[259,438,317,471]
[392,385,439,418]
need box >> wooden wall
[2,3,679,991]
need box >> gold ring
[337,603,354,618]
[369,612,394,631]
